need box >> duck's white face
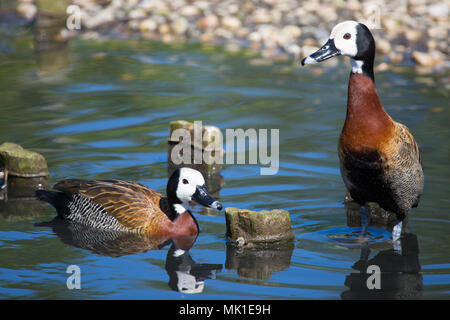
[301,21,376,78]
[301,20,360,66]
[330,21,359,58]
[176,168,206,202]
[170,167,222,213]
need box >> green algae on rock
[0,142,50,197]
[225,207,294,247]
[0,142,49,177]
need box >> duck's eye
[343,33,351,40]
[182,179,189,184]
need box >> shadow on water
[35,217,222,294]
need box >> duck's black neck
[168,197,188,219]
[351,59,375,82]
[352,23,376,82]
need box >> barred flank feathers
[37,179,175,234]
[65,193,129,232]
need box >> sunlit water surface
[0,35,448,299]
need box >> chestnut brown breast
[340,73,394,151]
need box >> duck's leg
[392,220,402,241]
[360,205,371,237]
[392,220,403,254]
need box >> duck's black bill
[301,38,341,66]
[193,185,223,210]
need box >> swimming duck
[301,21,424,241]
[36,167,222,236]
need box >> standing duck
[36,167,222,236]
[301,21,424,241]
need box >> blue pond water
[0,37,448,299]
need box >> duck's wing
[390,122,424,208]
[392,122,423,169]
[98,180,165,199]
[98,180,173,219]
[53,179,168,232]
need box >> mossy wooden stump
[225,207,294,248]
[0,142,50,198]
[168,120,225,174]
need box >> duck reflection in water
[339,197,423,299]
[36,218,222,294]
[340,231,422,299]
[166,243,222,294]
